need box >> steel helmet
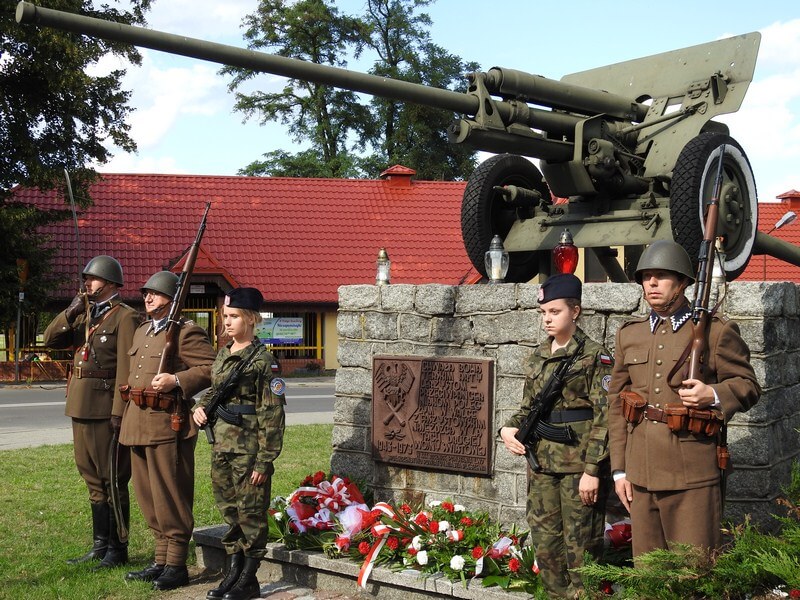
[141,271,179,299]
[634,240,695,284]
[82,255,124,286]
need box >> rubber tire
[670,133,758,281]
[461,154,550,282]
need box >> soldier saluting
[44,255,141,568]
[119,271,215,590]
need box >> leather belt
[121,386,176,411]
[644,405,669,424]
[222,404,256,415]
[547,408,593,424]
[74,366,115,379]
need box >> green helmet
[82,255,123,286]
[141,271,179,299]
[634,240,695,284]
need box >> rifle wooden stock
[689,145,725,381]
[157,202,211,376]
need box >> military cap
[538,273,582,304]
[225,287,263,311]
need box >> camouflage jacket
[198,340,285,474]
[505,328,613,476]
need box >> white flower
[450,555,465,571]
[428,500,441,508]
[411,535,422,551]
[453,504,466,512]
[273,512,283,522]
[416,550,429,566]
[438,520,451,532]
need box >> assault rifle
[515,336,586,471]
[201,343,263,444]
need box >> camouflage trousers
[527,469,607,599]
[211,451,272,558]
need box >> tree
[359,0,478,181]
[1,0,151,342]
[226,0,372,179]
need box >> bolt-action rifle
[688,145,731,505]
[200,343,263,444]
[515,336,586,471]
[157,202,210,432]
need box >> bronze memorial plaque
[372,355,494,476]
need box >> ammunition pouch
[620,390,646,424]
[119,385,176,411]
[663,403,722,436]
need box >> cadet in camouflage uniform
[193,287,285,600]
[500,274,612,599]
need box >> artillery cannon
[16,1,800,282]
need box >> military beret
[538,273,582,304]
[224,287,263,311]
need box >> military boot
[125,562,165,582]
[207,552,244,599]
[221,556,260,600]
[94,501,129,569]
[152,565,190,591]
[66,502,109,564]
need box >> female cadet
[192,287,286,600]
[500,273,613,599]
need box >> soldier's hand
[579,473,600,506]
[151,373,177,393]
[193,407,207,426]
[250,470,267,486]
[500,427,526,456]
[679,378,715,409]
[65,293,87,324]
[614,477,633,513]
[110,415,122,435]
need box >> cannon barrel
[14,1,621,147]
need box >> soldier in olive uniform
[608,241,760,558]
[193,287,286,600]
[500,274,612,599]
[44,255,140,568]
[119,271,215,590]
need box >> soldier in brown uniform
[43,255,140,568]
[119,271,215,590]
[608,241,760,558]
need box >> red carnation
[408,547,418,556]
[386,536,399,550]
[508,558,520,573]
[414,512,429,526]
[471,546,483,559]
[460,516,473,527]
[312,471,326,485]
[358,541,371,555]
[790,591,800,599]
[400,503,412,514]
[429,521,439,534]
[441,501,455,513]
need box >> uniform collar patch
[649,306,692,333]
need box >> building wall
[333,282,800,531]
[323,310,339,371]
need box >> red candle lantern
[553,229,578,274]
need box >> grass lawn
[0,423,333,600]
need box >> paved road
[0,377,336,450]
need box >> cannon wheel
[461,154,550,282]
[670,133,758,281]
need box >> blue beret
[224,287,263,311]
[538,273,582,304]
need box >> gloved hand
[110,415,122,435]
[65,293,87,324]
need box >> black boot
[125,562,165,582]
[152,565,190,591]
[66,502,109,564]
[94,501,129,569]
[207,552,244,599]
[222,556,260,600]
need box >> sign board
[256,317,303,345]
[372,355,494,476]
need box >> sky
[91,0,800,205]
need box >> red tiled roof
[738,198,800,282]
[14,171,478,304]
